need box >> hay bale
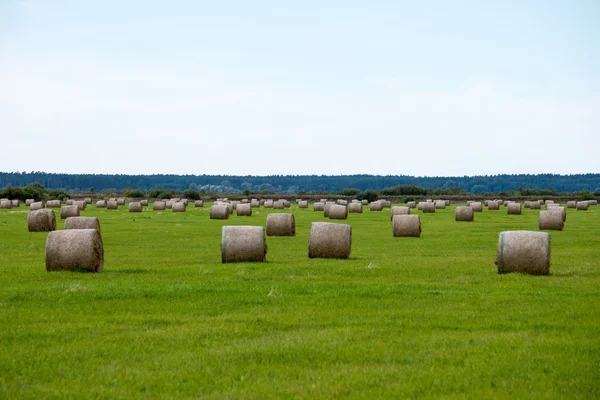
[47,200,61,208]
[236,203,252,216]
[60,205,80,219]
[64,216,101,231]
[282,200,291,208]
[30,201,44,211]
[221,226,266,263]
[231,200,240,210]
[328,204,348,220]
[369,201,383,211]
[576,201,588,210]
[84,197,92,204]
[566,201,577,208]
[273,200,284,209]
[210,205,230,220]
[484,200,490,207]
[538,211,564,231]
[589,200,598,206]
[547,205,566,222]
[545,200,554,206]
[381,200,391,208]
[96,200,107,208]
[524,201,531,208]
[320,199,328,203]
[336,199,348,206]
[487,200,500,210]
[25,199,34,206]
[469,202,483,212]
[313,202,325,211]
[349,203,362,213]
[170,198,181,203]
[324,202,334,217]
[495,231,550,275]
[444,200,451,206]
[530,201,541,209]
[129,202,143,212]
[182,199,188,206]
[407,201,416,209]
[73,201,86,211]
[194,200,204,207]
[45,229,104,272]
[503,200,512,206]
[241,199,249,204]
[392,215,421,237]
[165,201,174,209]
[66,199,74,205]
[108,198,117,202]
[308,222,351,259]
[153,201,165,210]
[28,209,56,232]
[264,200,274,208]
[116,198,125,205]
[507,203,522,215]
[298,200,308,209]
[434,200,446,209]
[361,199,368,205]
[259,199,265,206]
[390,206,410,220]
[455,206,474,221]
[107,200,118,210]
[172,202,186,212]
[421,202,435,213]
[140,199,149,206]
[251,199,260,208]
[266,213,295,236]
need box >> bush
[578,191,595,201]
[183,190,200,200]
[340,188,361,196]
[123,189,145,198]
[357,190,379,203]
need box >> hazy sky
[1,1,599,176]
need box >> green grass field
[1,202,599,399]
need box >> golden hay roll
[64,216,101,231]
[324,203,333,217]
[487,200,500,210]
[390,206,410,220]
[194,200,204,207]
[407,201,416,209]
[221,226,266,263]
[129,202,143,212]
[336,199,348,206]
[381,200,391,208]
[25,199,34,206]
[369,201,383,211]
[308,222,351,259]
[538,211,564,231]
[524,201,531,208]
[264,199,274,208]
[361,199,368,205]
[46,200,61,208]
[469,202,483,212]
[313,202,325,211]
[392,215,421,237]
[348,202,362,213]
[172,202,186,212]
[236,203,252,216]
[140,199,149,206]
[298,200,308,209]
[507,203,522,215]
[566,201,577,208]
[60,205,80,219]
[45,229,104,272]
[27,209,56,232]
[210,205,230,219]
[496,231,550,275]
[455,206,474,221]
[107,200,118,210]
[266,213,295,236]
[273,200,285,209]
[420,202,435,213]
[231,200,240,210]
[153,201,166,211]
[30,201,44,211]
[96,200,107,208]
[576,201,588,210]
[444,200,451,206]
[328,204,348,220]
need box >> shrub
[123,189,145,198]
[357,190,379,203]
[183,190,200,200]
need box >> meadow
[0,202,599,399]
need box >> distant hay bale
[503,200,512,206]
[434,200,446,209]
[60,205,80,219]
[210,205,230,219]
[84,197,92,204]
[361,199,368,205]
[129,202,143,212]
[0,200,11,209]
[507,203,522,215]
[47,200,61,208]
[369,201,383,211]
[231,201,240,210]
[407,201,416,209]
[64,216,101,231]
[324,203,334,217]
[547,205,566,222]
[266,213,295,236]
[170,198,181,203]
[273,200,285,209]
[107,200,118,210]
[264,200,274,208]
[390,206,410,220]
[530,201,541,209]
[96,200,107,208]
[392,215,421,237]
[25,199,34,206]
[117,198,125,206]
[308,222,351,259]
[241,199,249,204]
[545,200,554,206]
[172,202,186,212]
[351,199,360,203]
[45,229,104,272]
[11,199,20,207]
[30,201,44,211]
[421,202,435,213]
[381,200,391,208]
[182,199,188,206]
[469,202,483,212]
[153,201,166,211]
[328,204,348,220]
[336,199,348,206]
[27,209,56,232]
[524,201,531,208]
[66,200,74,205]
[484,200,490,207]
[538,211,564,231]
[313,202,325,211]
[236,203,252,216]
[165,201,174,209]
[109,198,117,202]
[455,206,474,221]
[576,201,588,210]
[444,200,450,206]
[589,200,598,206]
[73,201,86,211]
[566,201,577,208]
[487,200,500,210]
[250,199,260,208]
[298,200,308,208]
[140,199,149,206]
[221,226,266,263]
[496,231,550,275]
[282,200,291,208]
[194,200,204,207]
[259,199,265,206]
[349,203,362,213]
[320,199,328,203]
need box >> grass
[0,202,599,399]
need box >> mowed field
[1,202,599,399]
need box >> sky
[1,0,599,176]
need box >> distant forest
[1,172,599,194]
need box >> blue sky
[1,1,598,175]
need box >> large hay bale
[165,201,174,209]
[27,209,56,232]
[390,206,410,220]
[47,200,61,208]
[140,199,149,206]
[538,211,564,231]
[194,200,204,207]
[172,202,186,212]
[129,202,143,212]
[153,201,166,211]
[349,203,362,213]
[117,198,125,205]
[25,199,34,206]
[369,201,383,211]
[96,200,107,208]
[324,202,334,217]
[496,231,550,275]
[547,205,566,222]
[264,200,274,208]
[210,205,230,220]
[361,199,368,205]
[469,202,483,212]
[73,201,86,211]
[45,229,104,272]
[336,199,348,206]
[421,202,435,213]
[566,201,577,209]
[507,203,522,215]
[455,206,474,221]
[487,200,500,210]
[64,216,101,231]
[84,197,92,204]
[308,222,351,259]
[313,202,325,211]
[407,201,416,209]
[30,201,44,211]
[392,215,421,237]
[298,200,308,209]
[221,226,266,263]
[266,213,295,236]
[231,200,240,210]
[434,200,446,209]
[182,199,188,206]
[107,200,118,210]
[589,200,598,206]
[283,200,291,208]
[328,204,348,220]
[576,201,588,210]
[530,201,541,210]
[236,203,252,216]
[60,205,80,219]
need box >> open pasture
[1,202,599,398]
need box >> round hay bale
[60,205,80,219]
[266,213,295,236]
[351,199,360,203]
[503,200,512,206]
[547,205,566,222]
[45,229,104,272]
[487,200,500,210]
[361,199,368,205]
[392,215,421,237]
[165,201,174,209]
[116,198,125,205]
[182,199,188,206]
[109,198,117,202]
[153,201,165,211]
[538,211,564,231]
[434,201,446,209]
[64,216,100,231]
[469,202,483,212]
[530,201,541,210]
[241,199,249,204]
[524,201,531,208]
[66,199,74,206]
[194,200,204,207]
[421,202,435,213]
[320,199,328,203]
[11,199,20,207]
[283,200,291,208]
[407,201,416,209]
[236,203,252,216]
[172,202,186,212]
[496,231,550,275]
[369,201,383,211]
[210,205,230,220]
[140,199,149,206]
[73,201,86,211]
[455,206,474,221]
[566,201,577,209]
[576,201,588,210]
[170,198,181,203]
[96,200,107,208]
[28,209,56,232]
[328,204,348,220]
[221,226,266,263]
[273,200,284,209]
[84,197,92,204]
[390,206,410,220]
[30,201,44,211]
[313,202,325,211]
[231,200,240,210]
[259,199,265,206]
[308,222,351,259]
[589,199,598,206]
[298,200,308,209]
[264,200,274,208]
[484,200,490,207]
[25,199,34,206]
[250,199,260,208]
[444,200,451,206]
[129,202,143,212]
[47,200,61,208]
[107,200,118,210]
[507,203,522,215]
[336,199,348,206]
[381,200,391,208]
[324,202,334,217]
[545,200,554,206]
[348,203,362,213]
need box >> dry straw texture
[129,202,143,212]
[153,201,166,211]
[47,200,61,208]
[567,201,577,208]
[27,209,56,232]
[547,205,566,222]
[165,201,174,209]
[328,204,348,220]
[530,201,541,209]
[298,200,308,209]
[84,198,92,204]
[96,200,107,208]
[336,199,348,206]
[45,229,104,272]
[107,200,118,210]
[313,202,325,211]
[455,206,474,221]
[407,201,416,209]
[361,199,368,205]
[66,200,74,205]
[487,201,500,210]
[236,203,252,216]
[140,200,149,206]
[538,211,564,231]
[420,202,435,213]
[117,198,125,205]
[73,201,86,211]
[64,217,101,231]
[172,202,186,212]
[25,199,34,206]
[30,201,44,211]
[210,205,230,220]
[576,201,588,210]
[0,200,12,209]
[507,203,522,215]
[250,199,260,208]
[495,230,550,275]
[264,200,274,208]
[370,201,383,212]
[194,200,204,207]
[348,203,362,213]
[308,222,351,259]
[470,202,483,212]
[266,214,296,236]
[221,226,266,263]
[390,206,410,220]
[392,215,421,237]
[60,205,80,220]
